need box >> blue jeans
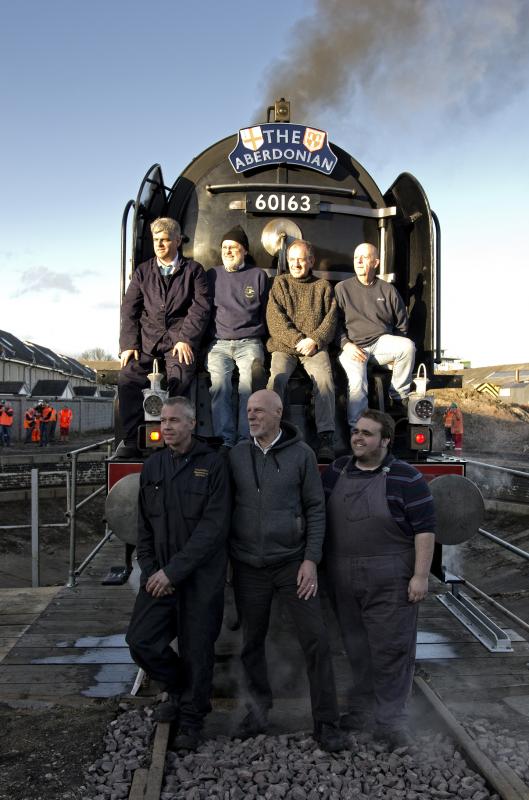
[339,334,415,427]
[206,338,264,447]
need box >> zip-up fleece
[228,421,325,567]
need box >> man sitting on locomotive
[206,226,268,450]
[335,242,415,430]
[117,217,210,458]
[266,239,337,461]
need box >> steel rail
[414,676,529,800]
[461,578,529,635]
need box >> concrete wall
[0,398,114,442]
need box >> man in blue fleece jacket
[206,226,268,449]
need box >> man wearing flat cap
[206,226,269,450]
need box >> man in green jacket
[229,389,345,752]
[266,239,337,461]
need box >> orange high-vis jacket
[0,406,14,426]
[49,407,57,422]
[24,409,35,429]
[59,408,73,427]
[443,407,464,435]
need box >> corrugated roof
[0,329,96,382]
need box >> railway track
[115,684,529,800]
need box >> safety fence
[0,438,115,587]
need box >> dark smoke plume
[258,0,529,128]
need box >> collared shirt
[157,255,180,277]
[253,429,282,454]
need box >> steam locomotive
[119,98,441,457]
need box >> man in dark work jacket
[126,397,230,750]
[117,217,210,458]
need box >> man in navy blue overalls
[322,409,435,749]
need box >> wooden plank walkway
[0,545,528,719]
[0,538,138,701]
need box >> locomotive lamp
[274,98,290,121]
[407,363,435,451]
[142,358,168,421]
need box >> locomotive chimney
[267,98,291,122]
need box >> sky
[1,0,528,368]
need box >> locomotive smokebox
[128,98,436,373]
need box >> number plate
[246,192,319,215]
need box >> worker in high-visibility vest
[59,406,73,442]
[443,402,464,451]
[49,406,58,441]
[0,401,14,447]
[38,402,53,447]
[24,407,36,443]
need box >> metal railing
[0,468,70,587]
[66,438,115,587]
[440,458,529,642]
[0,437,115,587]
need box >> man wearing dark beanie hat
[206,227,269,449]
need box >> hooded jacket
[136,439,230,587]
[229,421,325,567]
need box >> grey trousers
[267,350,335,433]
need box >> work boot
[234,708,269,739]
[152,694,180,723]
[373,725,413,750]
[316,432,335,463]
[313,721,347,752]
[339,709,374,731]
[171,727,203,751]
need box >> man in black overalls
[322,409,435,749]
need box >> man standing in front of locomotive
[322,410,435,749]
[117,217,211,459]
[126,397,230,751]
[206,226,269,451]
[266,239,337,461]
[229,389,346,752]
[335,243,415,430]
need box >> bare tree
[79,347,116,361]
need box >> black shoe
[373,726,413,750]
[313,721,347,752]
[316,432,335,463]
[115,440,142,459]
[234,708,269,739]
[339,710,373,731]
[152,694,179,723]
[171,727,203,751]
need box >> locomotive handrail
[432,210,441,363]
[206,182,357,197]
[121,199,135,302]
[319,202,397,219]
[465,459,529,479]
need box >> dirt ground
[0,700,121,800]
[0,390,528,799]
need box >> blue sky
[1,0,528,367]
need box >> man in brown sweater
[266,239,337,460]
